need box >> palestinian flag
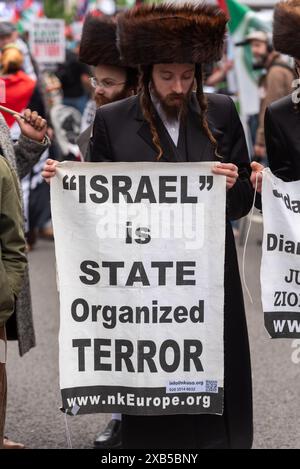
[218,0,272,116]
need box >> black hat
[273,0,300,60]
[79,14,122,66]
[117,2,228,66]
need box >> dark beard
[95,87,130,108]
[252,54,268,70]
[151,82,193,120]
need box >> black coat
[265,95,300,181]
[91,93,253,449]
[77,124,93,161]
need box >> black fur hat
[116,2,228,66]
[79,14,122,66]
[273,0,300,60]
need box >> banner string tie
[63,409,73,449]
[242,170,263,305]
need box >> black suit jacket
[265,94,300,181]
[77,124,93,161]
[91,93,253,222]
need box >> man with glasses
[89,75,127,107]
[251,0,300,189]
[43,12,138,449]
[74,12,138,448]
[77,13,138,161]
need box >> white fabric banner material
[261,169,300,338]
[51,161,226,416]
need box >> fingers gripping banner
[261,169,300,338]
[51,162,226,416]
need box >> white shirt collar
[150,88,180,145]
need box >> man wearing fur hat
[251,0,300,190]
[44,3,253,449]
[96,3,253,449]
[44,12,138,449]
[77,13,138,160]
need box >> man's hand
[250,161,264,193]
[212,163,239,191]
[15,109,47,143]
[42,159,58,184]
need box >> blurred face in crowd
[0,31,17,50]
[250,39,268,68]
[0,45,23,74]
[91,64,129,108]
[151,63,195,119]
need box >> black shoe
[94,419,122,449]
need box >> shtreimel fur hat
[116,2,228,66]
[273,0,300,60]
[79,14,122,66]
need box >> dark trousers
[0,326,7,449]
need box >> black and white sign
[51,162,226,415]
[261,169,300,338]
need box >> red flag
[24,0,33,9]
[12,9,21,24]
[217,0,228,15]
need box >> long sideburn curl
[195,63,222,159]
[139,66,163,160]
[293,64,300,113]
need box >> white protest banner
[29,19,65,64]
[51,162,226,416]
[261,169,300,338]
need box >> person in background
[55,47,90,115]
[43,12,138,449]
[0,42,52,251]
[237,30,294,163]
[0,156,27,449]
[0,43,42,137]
[205,56,234,93]
[77,13,138,161]
[0,107,48,449]
[0,21,36,81]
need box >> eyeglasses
[89,77,126,89]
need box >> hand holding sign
[212,163,239,190]
[250,162,264,193]
[42,159,58,184]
